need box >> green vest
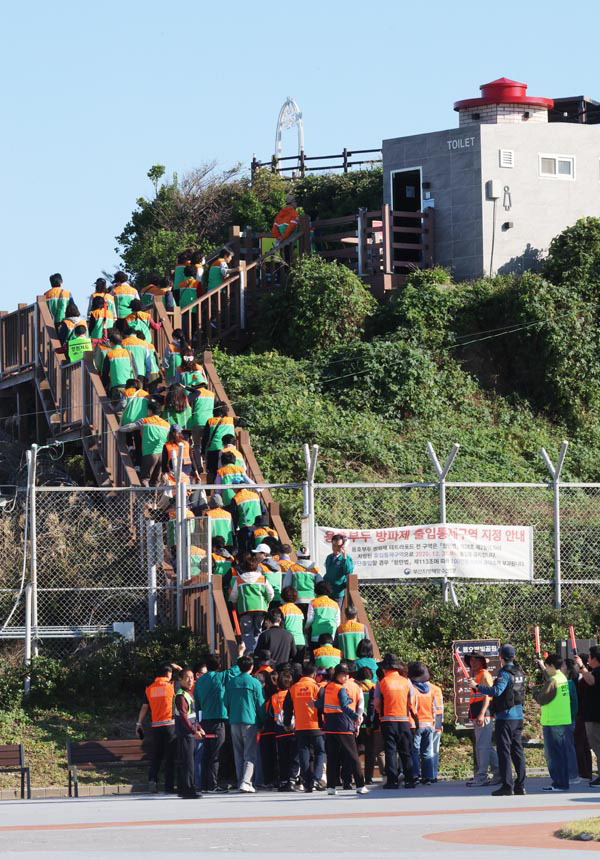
[189,393,215,429]
[121,394,149,425]
[107,349,134,387]
[206,418,235,452]
[310,601,339,641]
[141,418,170,456]
[205,511,234,545]
[212,555,232,577]
[127,314,151,341]
[175,688,196,728]
[166,350,182,381]
[291,568,318,601]
[179,281,198,308]
[124,341,149,377]
[113,290,136,319]
[180,369,207,389]
[540,670,572,726]
[236,576,270,614]
[207,260,227,292]
[234,493,262,528]
[162,405,192,430]
[68,335,93,362]
[262,570,282,604]
[281,606,305,645]
[338,628,366,661]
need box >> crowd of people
[135,640,600,800]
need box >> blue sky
[1,0,599,310]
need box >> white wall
[480,124,600,275]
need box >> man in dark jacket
[254,607,296,667]
[470,643,526,797]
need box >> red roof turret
[454,78,554,111]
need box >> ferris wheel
[275,97,304,160]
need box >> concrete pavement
[1,780,600,857]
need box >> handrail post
[175,443,185,626]
[27,446,39,656]
[24,583,32,695]
[239,261,246,332]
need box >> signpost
[452,639,501,727]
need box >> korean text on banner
[316,523,533,581]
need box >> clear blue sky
[1,0,599,310]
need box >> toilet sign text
[447,136,476,151]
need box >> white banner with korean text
[316,523,533,581]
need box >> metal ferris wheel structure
[275,97,304,160]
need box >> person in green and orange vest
[44,272,71,324]
[335,605,369,664]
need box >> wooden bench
[66,739,151,797]
[0,744,31,799]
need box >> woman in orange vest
[267,670,296,791]
[282,663,326,792]
[161,424,198,481]
[316,663,368,795]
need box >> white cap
[252,543,271,555]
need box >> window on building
[539,154,575,179]
[499,149,514,168]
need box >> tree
[258,255,377,358]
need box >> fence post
[303,443,319,561]
[27,445,39,656]
[357,209,367,276]
[239,260,246,331]
[541,441,568,610]
[427,442,460,603]
[382,203,392,274]
[146,520,158,631]
[175,443,185,627]
[24,583,32,695]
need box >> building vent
[499,149,514,168]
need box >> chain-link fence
[2,476,600,659]
[313,480,600,640]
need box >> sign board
[316,524,533,581]
[453,639,501,727]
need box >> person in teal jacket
[224,655,265,792]
[324,534,354,602]
[194,642,245,792]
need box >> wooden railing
[251,147,382,177]
[0,303,36,375]
[182,576,237,666]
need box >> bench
[66,739,151,797]
[0,744,31,799]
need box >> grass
[0,704,145,790]
[557,819,600,841]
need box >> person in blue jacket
[470,643,527,796]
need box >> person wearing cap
[407,661,435,785]
[272,194,299,246]
[466,651,501,787]
[324,535,354,604]
[315,663,368,795]
[252,543,282,605]
[229,552,274,652]
[470,643,527,796]
[254,607,296,667]
[374,654,416,789]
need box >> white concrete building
[382,78,600,279]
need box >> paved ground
[2,780,600,857]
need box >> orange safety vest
[344,678,362,713]
[430,681,444,732]
[268,689,294,738]
[289,677,321,731]
[272,205,299,241]
[145,676,175,726]
[411,685,435,729]
[377,671,413,722]
[165,440,192,468]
